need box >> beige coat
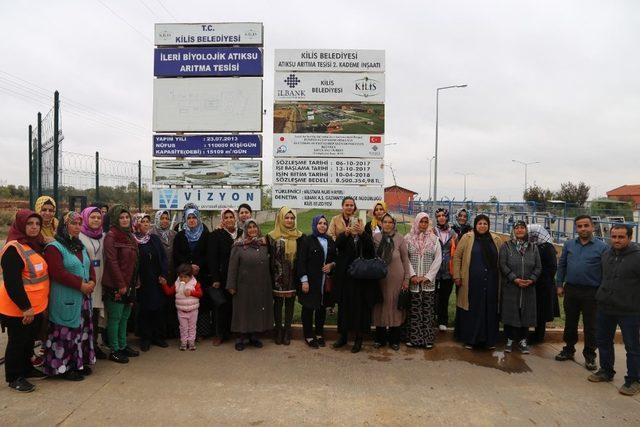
[452,231,503,311]
[328,214,361,240]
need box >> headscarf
[55,212,85,254]
[311,215,328,239]
[268,206,302,262]
[435,208,450,230]
[369,201,387,231]
[234,219,264,250]
[511,220,529,254]
[219,208,238,236]
[35,195,58,238]
[376,213,396,265]
[183,208,204,243]
[152,210,173,245]
[132,213,151,245]
[5,209,45,253]
[473,214,497,267]
[528,224,553,246]
[405,212,436,257]
[454,208,469,226]
[80,207,103,240]
[109,204,132,234]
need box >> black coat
[137,234,168,311]
[296,235,336,309]
[536,242,560,321]
[207,228,242,289]
[172,225,210,285]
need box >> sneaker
[305,338,319,349]
[316,337,326,347]
[390,343,400,351]
[109,351,129,364]
[62,370,84,382]
[235,341,245,351]
[619,380,640,396]
[555,349,575,361]
[585,357,598,371]
[373,341,385,349]
[80,366,92,376]
[188,342,196,351]
[426,343,434,349]
[518,340,530,354]
[588,370,614,383]
[505,339,513,353]
[123,346,140,357]
[179,342,187,351]
[438,325,447,332]
[8,377,35,393]
[464,344,473,350]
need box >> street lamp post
[433,84,467,210]
[512,159,540,197]
[427,155,435,201]
[455,172,473,200]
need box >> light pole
[433,84,467,210]
[427,155,435,201]
[455,172,473,200]
[512,159,540,197]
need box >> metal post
[28,125,34,209]
[138,160,142,212]
[95,151,100,201]
[37,112,42,196]
[53,91,60,207]
[433,90,439,212]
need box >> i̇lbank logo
[158,189,179,209]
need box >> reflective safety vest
[0,241,50,316]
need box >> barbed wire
[60,150,151,190]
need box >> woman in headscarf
[207,208,241,346]
[173,206,210,338]
[0,210,48,392]
[452,214,503,349]
[499,220,541,353]
[42,212,96,381]
[527,224,559,344]
[404,213,442,349]
[35,196,58,243]
[267,206,304,345]
[452,208,473,240]
[296,215,336,348]
[226,220,274,351]
[372,214,411,351]
[150,210,179,339]
[78,206,108,360]
[132,213,168,352]
[102,205,140,363]
[434,208,457,331]
[364,201,387,236]
[237,203,253,230]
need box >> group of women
[1,195,559,392]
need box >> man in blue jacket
[588,224,640,396]
[555,215,607,370]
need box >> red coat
[102,227,139,292]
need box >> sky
[0,0,638,202]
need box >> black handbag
[206,286,228,307]
[348,238,388,281]
[397,289,411,311]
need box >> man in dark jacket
[588,224,640,396]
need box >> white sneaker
[505,339,513,353]
[438,324,447,331]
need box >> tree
[523,185,553,204]
[488,195,499,203]
[554,181,590,206]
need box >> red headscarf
[6,209,45,253]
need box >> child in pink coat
[162,263,202,350]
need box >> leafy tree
[554,181,590,206]
[488,195,498,203]
[523,185,553,204]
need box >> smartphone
[358,209,367,224]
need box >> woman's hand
[352,222,364,235]
[212,282,221,289]
[118,287,127,295]
[81,281,95,295]
[514,278,527,287]
[402,281,409,291]
[22,307,35,325]
[410,276,419,285]
[184,289,191,297]
[301,282,310,294]
[191,264,200,275]
[228,289,236,295]
[321,263,333,274]
[158,276,167,286]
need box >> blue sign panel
[154,47,263,77]
[153,134,262,158]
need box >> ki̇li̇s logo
[353,76,380,98]
[158,30,172,41]
[158,189,179,209]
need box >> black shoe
[95,345,108,360]
[316,337,326,347]
[25,368,47,379]
[152,339,169,348]
[249,337,263,348]
[282,328,291,346]
[62,370,84,382]
[305,338,319,349]
[274,328,283,345]
[585,356,598,371]
[140,340,151,352]
[333,335,348,349]
[390,343,400,351]
[80,366,93,376]
[351,337,363,353]
[555,349,575,361]
[373,341,385,349]
[588,369,614,382]
[124,346,140,357]
[8,377,35,393]
[109,351,129,364]
[235,341,245,351]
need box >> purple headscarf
[80,207,104,240]
[311,215,327,239]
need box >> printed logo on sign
[277,145,288,154]
[244,29,258,38]
[158,189,179,209]
[369,136,382,143]
[277,74,306,99]
[353,76,380,98]
[284,74,301,88]
[158,30,172,41]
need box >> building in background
[384,185,417,212]
[607,185,640,209]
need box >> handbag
[324,275,334,293]
[347,239,388,280]
[397,289,411,311]
[206,286,228,307]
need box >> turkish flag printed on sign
[369,136,382,143]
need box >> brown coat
[328,214,362,241]
[102,227,139,291]
[452,231,503,311]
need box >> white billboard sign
[273,134,384,158]
[275,49,385,72]
[274,72,384,102]
[153,77,263,132]
[155,22,263,46]
[153,159,261,186]
[273,158,383,186]
[153,188,261,211]
[272,185,383,209]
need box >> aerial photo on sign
[274,49,385,72]
[153,134,262,158]
[273,133,383,158]
[153,77,263,132]
[153,159,261,186]
[272,185,383,209]
[154,47,263,77]
[155,22,263,46]
[154,188,261,211]
[273,158,384,185]
[273,103,384,134]
[274,72,384,102]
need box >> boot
[283,327,291,346]
[274,327,283,345]
[333,334,348,348]
[351,336,363,353]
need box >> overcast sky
[1,0,638,202]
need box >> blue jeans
[596,311,640,382]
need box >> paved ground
[0,334,638,426]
